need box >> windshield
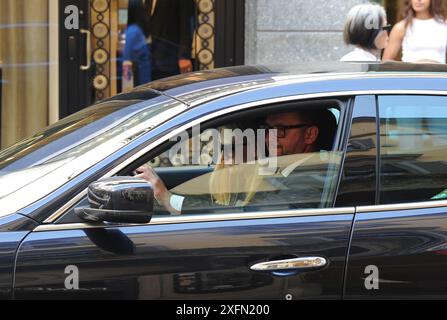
[0,94,187,216]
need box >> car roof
[98,61,447,115]
[130,62,447,107]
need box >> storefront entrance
[60,0,245,117]
[0,0,244,149]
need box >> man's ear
[305,126,319,145]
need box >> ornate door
[60,0,244,112]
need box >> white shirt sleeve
[169,194,185,214]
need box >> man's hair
[293,109,338,151]
[343,3,387,50]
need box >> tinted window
[0,96,186,217]
[139,105,343,216]
[60,101,345,224]
[379,95,447,204]
[336,96,377,207]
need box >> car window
[58,101,346,224]
[336,96,377,207]
[379,95,447,204]
[0,96,186,217]
[141,105,343,216]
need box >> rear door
[346,94,447,299]
[13,96,355,300]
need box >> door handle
[250,256,327,272]
[80,29,91,71]
[68,36,77,61]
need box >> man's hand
[135,164,182,216]
[135,164,169,205]
[179,58,193,73]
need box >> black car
[1,62,447,299]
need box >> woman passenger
[136,121,264,215]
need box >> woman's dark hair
[128,0,150,37]
[403,0,445,27]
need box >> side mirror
[76,177,154,224]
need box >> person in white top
[383,0,447,63]
[340,3,391,62]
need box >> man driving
[135,109,336,214]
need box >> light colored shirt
[340,47,380,62]
[281,154,314,178]
[169,152,326,213]
[402,18,447,64]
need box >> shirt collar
[354,47,379,61]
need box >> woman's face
[411,0,431,14]
[374,20,390,50]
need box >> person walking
[340,3,391,62]
[145,0,195,80]
[383,0,447,63]
[123,0,152,86]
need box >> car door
[0,214,39,300]
[13,95,355,300]
[345,94,447,299]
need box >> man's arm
[136,164,184,215]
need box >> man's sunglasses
[259,124,310,139]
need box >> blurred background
[0,0,445,150]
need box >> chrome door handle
[80,29,91,71]
[250,257,327,272]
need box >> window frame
[334,95,379,208]
[49,94,354,227]
[333,91,447,216]
[376,94,447,206]
[34,89,447,231]
[122,98,348,214]
[349,92,447,216]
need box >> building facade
[0,0,434,149]
[245,0,369,65]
